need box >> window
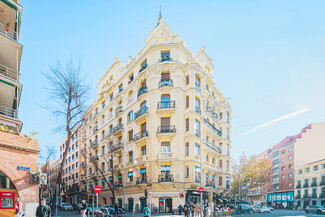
[212,158,215,164]
[195,98,200,113]
[140,60,147,72]
[306,168,310,173]
[161,51,170,61]
[281,150,285,154]
[195,120,201,136]
[289,164,292,169]
[186,118,189,131]
[102,101,105,109]
[161,142,170,153]
[118,84,123,93]
[186,76,189,85]
[206,84,209,91]
[195,75,200,90]
[219,112,223,120]
[289,174,292,178]
[195,144,200,155]
[219,143,222,154]
[281,184,285,189]
[314,166,319,171]
[128,111,133,122]
[128,73,134,84]
[206,155,209,162]
[128,151,133,163]
[288,147,292,152]
[95,108,99,115]
[227,160,229,169]
[110,93,113,102]
[282,166,285,171]
[186,96,189,108]
[128,130,133,141]
[288,156,292,161]
[141,146,146,156]
[219,160,223,168]
[298,170,302,174]
[288,183,292,188]
[185,143,189,156]
[185,166,189,177]
[226,144,230,156]
[76,151,78,158]
[219,177,222,185]
[101,131,105,140]
[281,158,285,163]
[281,175,285,180]
[128,172,133,182]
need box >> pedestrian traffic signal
[144,189,148,198]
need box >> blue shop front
[267,191,294,209]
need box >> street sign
[180,193,184,198]
[94,186,101,193]
[198,187,204,193]
[17,166,30,171]
[148,190,152,196]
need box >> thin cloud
[236,108,309,139]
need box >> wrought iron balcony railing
[137,86,148,98]
[134,106,148,119]
[115,105,123,116]
[136,177,147,184]
[110,142,124,152]
[112,123,123,134]
[303,183,309,188]
[204,118,222,136]
[139,63,148,72]
[158,79,174,88]
[157,125,176,134]
[158,174,174,182]
[114,181,123,188]
[159,56,173,62]
[296,183,301,188]
[157,101,175,109]
[311,182,318,187]
[134,130,148,141]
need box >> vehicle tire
[316,210,321,214]
[305,210,309,214]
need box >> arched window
[195,75,201,90]
[109,108,113,117]
[101,130,105,140]
[101,115,105,124]
[128,90,134,102]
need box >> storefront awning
[161,165,171,171]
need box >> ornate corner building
[0,0,40,216]
[78,17,232,213]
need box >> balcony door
[161,165,171,181]
[140,101,147,114]
[161,94,170,108]
[161,72,170,80]
[141,123,146,134]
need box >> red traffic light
[94,186,101,193]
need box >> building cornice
[0,141,39,154]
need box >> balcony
[203,139,221,154]
[311,194,318,198]
[311,182,318,187]
[134,106,148,122]
[158,174,174,182]
[110,142,124,152]
[206,107,213,113]
[115,105,123,116]
[90,155,99,162]
[0,22,17,41]
[115,181,123,188]
[81,147,87,155]
[203,118,222,137]
[158,79,174,88]
[320,181,325,186]
[136,177,147,185]
[112,123,123,134]
[0,63,18,82]
[212,113,218,119]
[90,140,99,149]
[0,105,18,119]
[135,155,148,164]
[195,177,201,183]
[157,125,176,135]
[296,183,301,189]
[320,193,325,198]
[157,152,174,161]
[295,194,301,199]
[303,183,309,188]
[159,56,173,62]
[134,131,148,144]
[81,162,87,168]
[137,86,148,99]
[206,183,214,187]
[303,194,310,198]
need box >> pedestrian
[143,204,150,217]
[194,203,200,217]
[80,200,88,217]
[15,197,23,217]
[184,203,189,217]
[36,198,51,217]
[178,204,183,215]
[115,203,119,215]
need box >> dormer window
[139,60,147,72]
[161,51,170,62]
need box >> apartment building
[60,126,80,204]
[79,17,231,213]
[41,159,61,201]
[295,159,325,208]
[0,1,40,216]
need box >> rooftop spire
[157,5,162,26]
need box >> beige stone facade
[79,18,231,213]
[295,159,325,207]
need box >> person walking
[15,198,23,217]
[184,203,189,217]
[143,204,150,217]
[36,198,51,217]
[178,204,183,215]
[80,200,88,217]
[194,203,200,217]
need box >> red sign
[94,186,101,193]
[180,193,184,198]
[198,187,204,193]
[148,190,152,196]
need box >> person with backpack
[184,203,189,217]
[143,204,150,217]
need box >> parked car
[252,205,261,213]
[59,203,69,209]
[259,207,271,213]
[266,206,274,211]
[305,205,325,214]
[87,204,100,214]
[60,204,74,211]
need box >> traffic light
[144,189,148,198]
[203,191,210,201]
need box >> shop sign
[17,166,30,171]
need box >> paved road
[55,209,324,217]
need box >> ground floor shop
[267,191,294,209]
[295,198,325,208]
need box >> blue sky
[18,1,325,164]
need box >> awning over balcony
[161,165,170,171]
[128,172,133,177]
[140,169,146,174]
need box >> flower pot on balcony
[5,26,9,31]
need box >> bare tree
[44,59,89,212]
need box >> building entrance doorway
[128,198,134,212]
[159,197,172,213]
[140,197,146,212]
